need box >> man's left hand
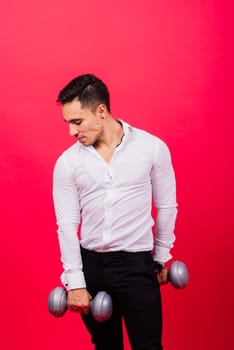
[156,267,168,285]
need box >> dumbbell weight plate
[90,291,113,322]
[48,287,67,317]
[168,261,189,289]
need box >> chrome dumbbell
[48,287,113,322]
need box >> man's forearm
[153,206,177,263]
[57,225,86,290]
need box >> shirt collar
[117,119,133,141]
[78,119,133,151]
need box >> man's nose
[69,123,79,137]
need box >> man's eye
[73,120,82,125]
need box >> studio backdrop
[0,1,233,349]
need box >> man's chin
[78,137,86,143]
[78,138,91,146]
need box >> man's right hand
[67,288,92,315]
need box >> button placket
[102,167,114,249]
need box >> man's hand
[156,267,168,285]
[67,288,92,314]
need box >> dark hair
[56,74,110,112]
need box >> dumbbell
[168,260,189,289]
[48,287,113,322]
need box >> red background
[1,1,233,349]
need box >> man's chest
[72,148,153,193]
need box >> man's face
[62,99,104,146]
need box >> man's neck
[94,117,124,150]
[93,117,124,163]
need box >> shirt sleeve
[53,154,86,290]
[151,139,178,263]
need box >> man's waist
[80,245,152,258]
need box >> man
[53,74,177,350]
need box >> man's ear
[97,104,107,119]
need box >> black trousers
[80,246,163,350]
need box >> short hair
[56,74,110,112]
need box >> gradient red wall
[1,1,233,349]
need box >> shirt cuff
[152,245,173,263]
[61,271,87,290]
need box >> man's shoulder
[62,141,81,155]
[54,142,81,170]
[131,125,164,146]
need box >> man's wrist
[154,261,166,272]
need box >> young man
[53,74,177,350]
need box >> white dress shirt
[53,120,178,290]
